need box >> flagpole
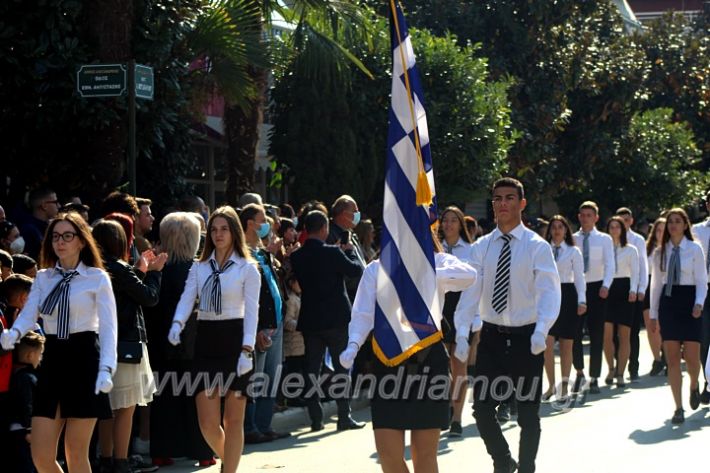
[389,0,432,206]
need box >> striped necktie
[40,269,79,339]
[199,259,235,315]
[665,246,680,297]
[582,232,590,272]
[492,234,512,314]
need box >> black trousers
[473,323,543,473]
[628,300,644,376]
[303,328,351,423]
[573,281,606,378]
[701,286,710,382]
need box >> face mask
[257,222,271,239]
[352,211,361,226]
[10,236,25,255]
[292,217,299,228]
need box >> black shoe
[671,408,685,425]
[588,379,600,394]
[496,403,511,423]
[244,431,270,444]
[113,459,137,473]
[700,385,710,405]
[493,458,518,473]
[129,455,159,473]
[629,371,639,381]
[311,422,325,432]
[690,387,701,410]
[98,457,113,473]
[649,360,664,377]
[337,417,366,430]
[448,421,462,437]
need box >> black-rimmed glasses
[52,232,77,242]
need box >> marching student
[615,208,649,380]
[168,206,260,473]
[339,231,476,473]
[543,215,586,402]
[0,212,117,473]
[603,216,639,388]
[644,217,666,376]
[691,191,710,405]
[573,201,614,394]
[456,178,560,473]
[438,205,475,436]
[649,208,707,424]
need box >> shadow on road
[628,408,710,444]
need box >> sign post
[77,64,126,97]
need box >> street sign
[134,64,154,100]
[76,64,127,97]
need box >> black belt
[482,321,535,335]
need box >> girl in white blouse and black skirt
[0,212,118,473]
[603,216,639,388]
[650,208,708,424]
[167,206,260,472]
[543,215,586,401]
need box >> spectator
[61,202,90,223]
[18,187,60,259]
[105,212,141,267]
[354,219,377,263]
[101,191,139,220]
[290,210,365,432]
[134,198,155,253]
[1,274,33,324]
[12,255,37,279]
[281,274,304,408]
[0,249,14,281]
[179,195,210,224]
[0,220,24,255]
[238,192,263,209]
[464,215,480,241]
[279,203,296,220]
[326,195,367,301]
[8,331,45,473]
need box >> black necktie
[492,234,512,314]
[200,259,235,315]
[40,269,79,339]
[554,245,561,261]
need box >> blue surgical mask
[257,222,271,239]
[352,211,361,226]
[292,216,299,228]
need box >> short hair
[579,201,599,214]
[279,204,295,219]
[615,207,632,217]
[61,202,90,214]
[12,254,36,274]
[160,212,201,263]
[40,212,104,270]
[239,204,265,231]
[238,192,263,208]
[492,178,524,200]
[179,195,205,213]
[135,197,152,208]
[278,218,295,239]
[92,219,128,261]
[305,210,329,234]
[331,195,357,218]
[101,191,139,217]
[28,187,56,210]
[0,220,17,240]
[0,248,12,271]
[16,331,45,358]
[1,273,33,300]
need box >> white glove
[167,322,182,346]
[339,343,359,370]
[0,328,20,351]
[453,336,469,362]
[530,331,547,355]
[95,369,114,394]
[236,352,253,376]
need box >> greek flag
[372,1,439,367]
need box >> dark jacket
[8,365,37,433]
[326,222,366,301]
[253,248,282,331]
[290,238,363,332]
[105,258,161,343]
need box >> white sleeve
[241,263,261,348]
[602,235,615,288]
[628,246,639,295]
[96,271,118,372]
[649,250,663,320]
[348,263,378,348]
[11,272,45,337]
[533,242,562,336]
[454,242,484,339]
[636,238,649,293]
[693,243,708,306]
[173,261,199,326]
[435,252,476,293]
[572,248,586,305]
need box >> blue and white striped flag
[372,1,440,367]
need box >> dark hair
[606,216,628,247]
[201,206,253,262]
[16,331,45,359]
[544,215,575,246]
[39,212,104,270]
[61,203,90,214]
[11,254,35,274]
[615,207,632,217]
[431,228,444,253]
[278,218,294,238]
[239,204,264,233]
[646,217,666,256]
[492,177,524,200]
[304,210,328,234]
[179,195,205,213]
[0,221,17,240]
[578,201,599,215]
[279,204,295,219]
[464,216,478,241]
[101,191,139,217]
[92,219,128,262]
[439,206,473,244]
[660,208,694,272]
[331,195,357,218]
[1,273,33,300]
[297,201,329,231]
[0,249,11,269]
[28,187,55,210]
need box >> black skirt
[549,283,580,339]
[34,332,112,419]
[441,291,462,344]
[659,285,701,342]
[192,319,252,396]
[370,341,451,430]
[606,278,634,327]
[642,276,651,311]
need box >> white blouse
[173,252,261,347]
[649,238,708,319]
[573,227,615,287]
[551,242,586,305]
[12,262,118,371]
[347,252,476,348]
[613,244,639,294]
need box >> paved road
[163,336,710,472]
